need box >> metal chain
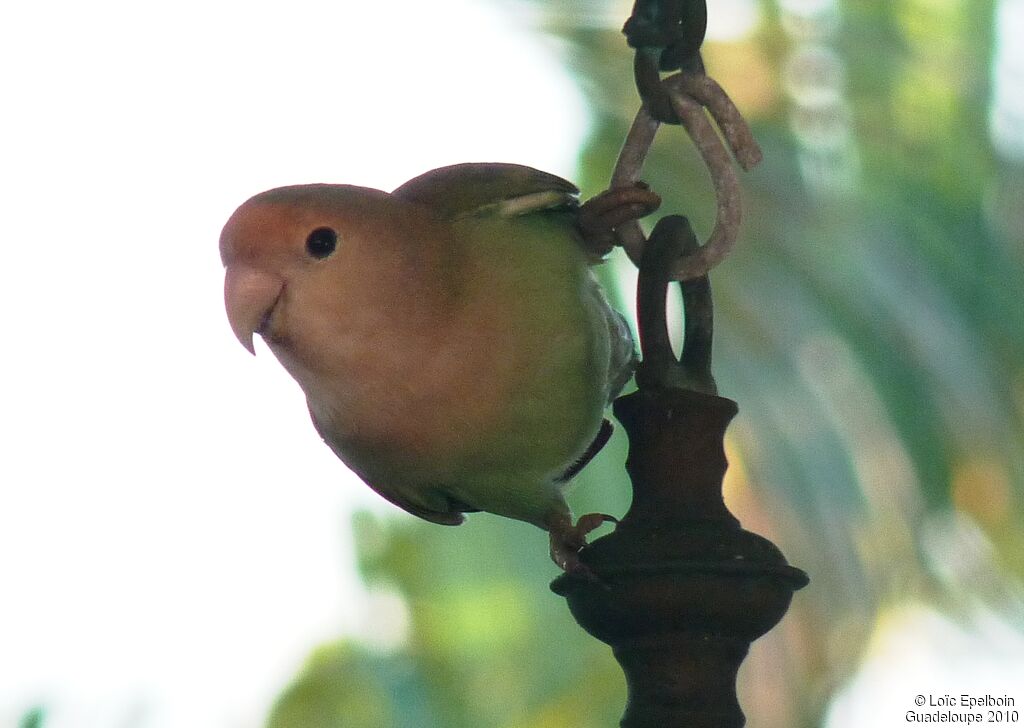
[622,0,708,75]
[610,0,763,282]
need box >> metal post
[552,217,808,727]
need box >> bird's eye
[305,227,338,259]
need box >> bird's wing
[395,163,636,484]
[555,419,614,483]
[392,163,579,220]
[549,294,634,484]
[601,292,638,403]
[309,406,476,526]
[399,162,637,410]
[365,482,476,527]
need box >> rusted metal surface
[552,201,808,728]
[552,5,807,723]
[552,385,808,727]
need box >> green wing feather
[396,161,635,399]
[394,163,636,498]
[392,163,579,219]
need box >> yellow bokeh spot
[722,433,751,505]
[421,582,533,657]
[704,42,779,118]
[951,456,1012,528]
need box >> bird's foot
[548,512,618,579]
[578,183,662,258]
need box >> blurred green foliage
[18,708,45,728]
[267,1,1023,726]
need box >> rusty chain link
[608,0,763,282]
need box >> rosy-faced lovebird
[220,163,656,572]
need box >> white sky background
[0,2,588,726]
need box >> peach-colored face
[220,184,388,266]
[220,183,450,361]
[220,184,390,354]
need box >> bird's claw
[579,184,662,257]
[574,512,619,539]
[549,512,618,579]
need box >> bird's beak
[223,266,284,355]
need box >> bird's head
[220,184,439,357]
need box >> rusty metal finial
[634,215,715,394]
[553,6,808,725]
[552,219,808,726]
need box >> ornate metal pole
[552,216,808,727]
[555,5,808,723]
